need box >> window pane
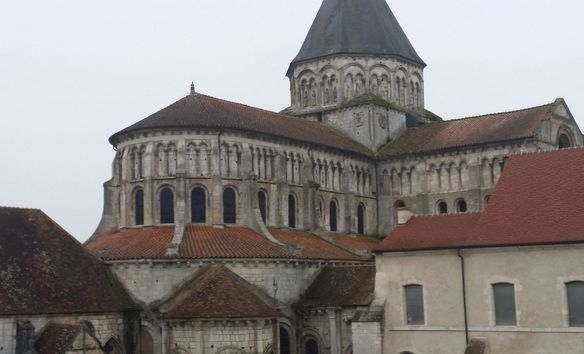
[191,187,206,223]
[567,281,584,327]
[493,283,516,326]
[160,188,174,224]
[288,195,296,228]
[330,201,337,232]
[223,188,236,224]
[405,285,424,325]
[135,190,144,226]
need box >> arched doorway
[279,326,291,354]
[139,327,154,354]
[329,200,338,232]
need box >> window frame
[566,281,584,327]
[492,282,517,326]
[404,284,425,326]
[159,187,175,224]
[190,186,207,224]
[223,187,237,224]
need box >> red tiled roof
[331,233,380,251]
[110,93,371,156]
[35,323,81,354]
[471,148,584,247]
[300,266,376,307]
[373,213,482,252]
[375,148,584,252]
[86,226,174,259]
[0,208,135,316]
[87,225,364,261]
[161,266,280,319]
[377,101,558,158]
[269,228,361,260]
[180,226,292,259]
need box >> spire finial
[190,82,195,95]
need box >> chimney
[396,207,414,225]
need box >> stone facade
[375,245,584,354]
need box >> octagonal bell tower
[286,0,428,151]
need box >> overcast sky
[1,0,583,241]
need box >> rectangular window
[493,283,517,326]
[567,281,584,327]
[405,284,424,325]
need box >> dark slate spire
[288,0,425,73]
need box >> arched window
[134,189,144,226]
[304,337,319,354]
[437,201,448,214]
[160,188,174,224]
[492,283,517,326]
[258,191,267,224]
[191,187,206,223]
[404,284,424,325]
[280,326,291,354]
[330,200,338,232]
[559,133,573,149]
[223,188,237,224]
[288,194,297,228]
[566,281,584,327]
[456,199,468,213]
[357,203,365,234]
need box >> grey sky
[1,0,582,241]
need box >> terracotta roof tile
[373,213,481,252]
[86,226,173,260]
[87,225,367,261]
[377,101,556,157]
[331,233,380,252]
[161,266,280,319]
[375,148,584,252]
[0,208,135,316]
[300,266,376,307]
[269,228,361,260]
[110,93,371,156]
[180,226,292,259]
[471,148,584,247]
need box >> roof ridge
[0,206,41,211]
[445,100,556,123]
[411,211,483,219]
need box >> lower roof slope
[377,100,560,158]
[0,208,135,316]
[86,225,375,261]
[299,265,376,307]
[375,147,584,252]
[35,323,82,354]
[160,265,280,319]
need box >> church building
[1,0,582,353]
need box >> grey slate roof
[288,0,425,74]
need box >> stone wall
[167,319,275,354]
[109,260,344,305]
[375,244,584,354]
